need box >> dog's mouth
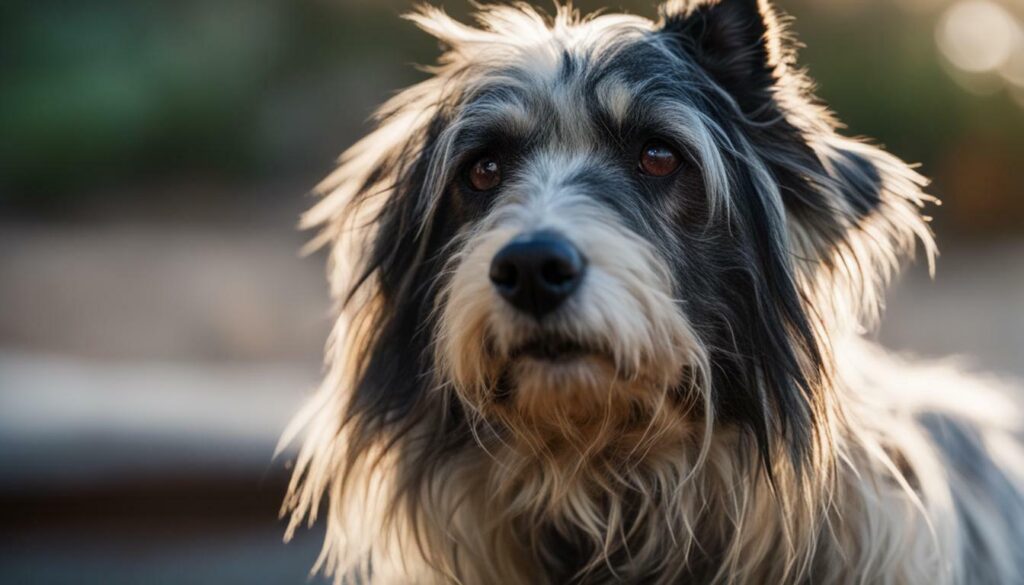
[508,335,601,363]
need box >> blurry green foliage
[2,2,267,197]
[0,0,432,206]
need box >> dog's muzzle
[488,230,586,319]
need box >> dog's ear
[658,0,779,110]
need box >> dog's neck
[416,420,829,585]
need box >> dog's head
[302,0,934,477]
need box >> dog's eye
[468,156,502,191]
[638,141,681,177]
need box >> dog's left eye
[467,155,502,192]
[638,141,682,177]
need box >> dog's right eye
[467,156,502,192]
[638,140,682,178]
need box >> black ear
[659,0,779,110]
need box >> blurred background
[1,0,1022,582]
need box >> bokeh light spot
[937,0,1020,74]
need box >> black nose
[489,230,586,319]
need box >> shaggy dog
[281,1,1024,582]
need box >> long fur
[281,2,1024,583]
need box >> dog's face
[308,0,933,466]
[437,20,717,434]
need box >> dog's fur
[281,1,1024,583]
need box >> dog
[280,1,1024,582]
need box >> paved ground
[879,238,1024,381]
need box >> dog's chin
[499,336,630,424]
[511,353,614,390]
[508,335,601,364]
